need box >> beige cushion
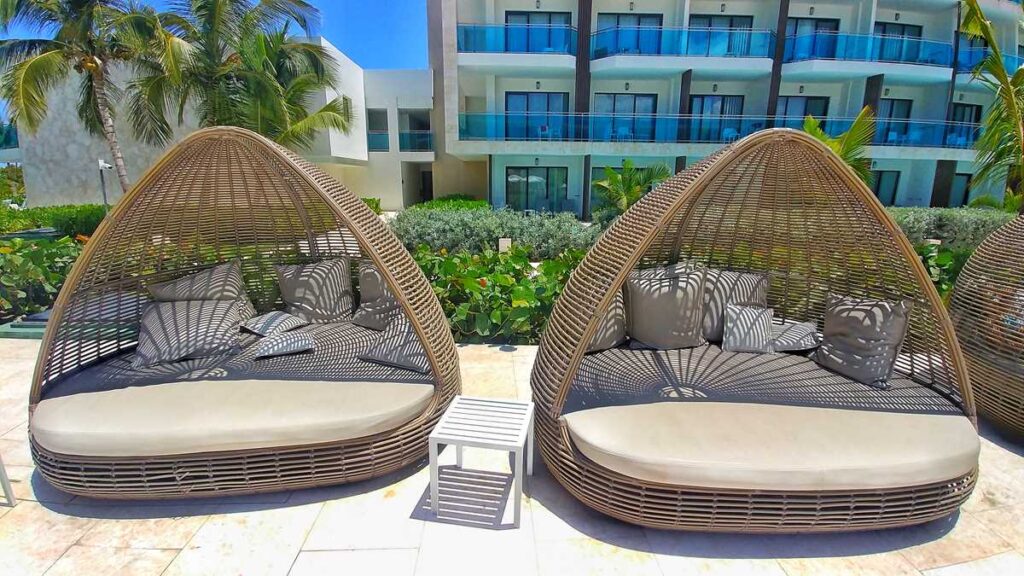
[276,259,354,323]
[562,401,978,491]
[587,289,627,353]
[32,379,434,457]
[625,267,706,350]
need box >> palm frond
[274,96,350,149]
[0,49,70,130]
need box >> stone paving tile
[972,505,1024,551]
[289,549,418,576]
[161,503,322,576]
[44,545,177,576]
[778,552,921,575]
[0,436,32,467]
[535,536,661,576]
[70,504,213,549]
[0,501,95,576]
[890,513,1013,571]
[922,550,1024,576]
[4,466,74,505]
[644,529,788,576]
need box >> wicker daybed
[950,213,1024,437]
[531,129,979,532]
[28,126,460,499]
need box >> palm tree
[802,105,876,185]
[131,0,351,150]
[961,0,1024,206]
[591,159,671,225]
[0,0,183,192]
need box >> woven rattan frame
[950,213,1024,438]
[28,126,460,499]
[530,129,977,532]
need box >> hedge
[887,207,1013,251]
[410,195,490,211]
[1,204,108,237]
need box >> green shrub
[888,207,1012,251]
[413,244,583,343]
[1,204,107,237]
[410,195,490,211]
[391,208,600,260]
[361,197,382,215]
[0,236,83,318]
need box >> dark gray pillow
[275,258,354,323]
[352,261,402,331]
[587,289,627,353]
[253,331,315,359]
[242,311,307,336]
[702,269,768,342]
[359,315,431,374]
[625,267,706,350]
[815,294,912,389]
[723,304,774,353]
[133,300,241,369]
[772,320,821,352]
[147,260,256,321]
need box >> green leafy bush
[888,207,1012,251]
[914,242,975,302]
[1,204,107,237]
[391,208,600,260]
[413,244,583,343]
[361,197,382,215]
[0,236,82,318]
[410,195,490,211]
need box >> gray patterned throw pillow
[722,304,774,354]
[625,266,707,350]
[133,300,241,369]
[147,260,257,321]
[352,261,402,331]
[359,315,431,373]
[771,319,821,351]
[275,258,354,323]
[702,268,769,342]
[815,294,912,389]
[242,311,308,336]
[253,331,316,359]
[587,289,627,353]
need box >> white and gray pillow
[242,311,308,337]
[133,300,241,369]
[359,315,431,374]
[702,268,768,342]
[723,304,774,354]
[587,289,627,353]
[815,294,912,390]
[147,260,257,321]
[625,266,706,350]
[771,320,821,352]
[275,258,354,323]
[253,331,316,359]
[352,261,403,331]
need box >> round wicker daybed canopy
[29,126,460,499]
[950,214,1024,438]
[531,129,978,533]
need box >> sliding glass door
[506,12,572,53]
[688,15,754,56]
[689,95,744,141]
[595,13,662,55]
[594,93,658,141]
[505,92,569,140]
[506,167,569,213]
[876,98,912,143]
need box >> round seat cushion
[32,379,434,457]
[562,401,979,491]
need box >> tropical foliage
[591,160,671,226]
[802,105,876,185]
[0,236,81,319]
[1,204,107,236]
[961,0,1024,204]
[969,189,1024,213]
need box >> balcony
[399,130,433,152]
[0,122,19,162]
[783,32,954,83]
[456,23,577,74]
[956,47,1023,73]
[367,131,389,152]
[590,26,774,78]
[775,116,979,149]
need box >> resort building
[6,0,1023,214]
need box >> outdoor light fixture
[97,159,114,213]
[629,2,634,11]
[809,7,815,16]
[884,88,890,96]
[535,0,540,9]
[799,85,805,93]
[625,82,630,90]
[535,81,541,89]
[712,83,719,92]
[534,157,540,166]
[959,93,965,101]
[720,4,726,13]
[895,13,901,21]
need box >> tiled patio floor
[2,338,1024,575]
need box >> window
[876,98,913,143]
[776,96,829,128]
[874,22,923,63]
[594,93,658,141]
[689,95,745,141]
[947,103,981,146]
[949,173,973,207]
[595,13,663,55]
[871,170,900,205]
[367,108,388,151]
[341,95,353,119]
[506,167,569,213]
[506,11,572,53]
[504,92,569,140]
[688,15,755,56]
[786,17,840,59]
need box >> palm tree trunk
[90,66,132,193]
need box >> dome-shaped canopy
[531,128,976,532]
[950,213,1024,436]
[28,126,459,498]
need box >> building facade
[428,0,1021,215]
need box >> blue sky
[0,0,429,70]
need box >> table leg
[526,419,535,477]
[0,454,15,507]
[513,447,523,528]
[429,440,440,516]
[456,444,463,469]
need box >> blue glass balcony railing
[367,131,389,152]
[457,24,577,55]
[399,130,433,151]
[956,46,1024,73]
[590,26,774,59]
[0,123,17,150]
[784,32,954,67]
[459,112,979,148]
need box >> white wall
[306,38,368,163]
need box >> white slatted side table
[0,452,15,507]
[429,395,534,527]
